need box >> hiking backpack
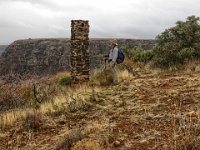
[116,48,125,64]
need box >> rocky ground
[1,70,200,149]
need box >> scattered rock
[153,115,164,119]
[173,134,180,140]
[144,113,154,120]
[140,139,148,144]
[153,131,161,137]
[108,136,115,144]
[57,115,67,125]
[124,142,133,148]
[113,140,121,147]
[27,145,37,150]
[144,131,150,136]
[58,120,66,125]
[134,134,142,139]
[154,102,168,107]
[186,111,198,118]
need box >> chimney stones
[70,20,90,82]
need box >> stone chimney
[70,20,90,82]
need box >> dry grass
[23,110,56,132]
[118,69,133,82]
[0,110,27,129]
[55,128,85,150]
[39,95,69,115]
[0,83,100,130]
[72,139,102,150]
[90,67,133,86]
[90,68,113,86]
[39,84,100,115]
[55,122,106,150]
[39,94,92,116]
[1,68,200,149]
[0,71,73,129]
[0,84,33,111]
[0,71,71,111]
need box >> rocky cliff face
[0,45,7,56]
[0,38,155,75]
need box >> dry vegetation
[1,66,200,150]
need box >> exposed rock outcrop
[0,45,7,56]
[0,38,155,75]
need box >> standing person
[108,39,119,85]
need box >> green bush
[153,15,200,68]
[133,50,154,63]
[122,45,143,59]
[178,48,195,60]
[122,45,154,64]
[58,76,72,86]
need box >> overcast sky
[0,0,200,44]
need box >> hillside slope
[0,70,200,150]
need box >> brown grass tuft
[72,139,102,150]
[55,122,105,150]
[23,111,44,131]
[0,110,27,129]
[90,69,113,86]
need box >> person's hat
[109,39,118,46]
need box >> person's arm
[108,49,112,60]
[112,47,118,65]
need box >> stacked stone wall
[71,20,90,82]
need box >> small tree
[153,15,200,68]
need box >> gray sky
[0,0,200,44]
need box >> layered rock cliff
[0,38,155,75]
[0,45,7,56]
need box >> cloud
[0,0,200,44]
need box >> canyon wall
[0,38,155,75]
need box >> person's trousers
[109,63,118,84]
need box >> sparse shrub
[24,111,43,131]
[0,77,60,111]
[58,76,72,86]
[0,84,32,111]
[23,111,56,131]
